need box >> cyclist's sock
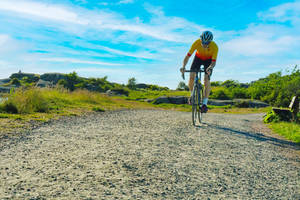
[203,98,208,105]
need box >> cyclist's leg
[203,59,213,99]
[189,56,202,91]
[202,59,213,113]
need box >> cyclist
[180,30,218,113]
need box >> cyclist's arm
[182,54,190,68]
[207,44,218,70]
[180,40,197,72]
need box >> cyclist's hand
[180,67,185,73]
[180,67,185,79]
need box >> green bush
[177,81,189,91]
[127,77,137,90]
[92,107,105,112]
[264,110,280,123]
[231,87,249,99]
[248,66,300,107]
[2,101,18,114]
[211,88,231,100]
[2,87,50,114]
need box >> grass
[0,86,271,135]
[268,122,300,144]
[126,89,190,100]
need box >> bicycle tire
[192,85,198,126]
[198,85,203,123]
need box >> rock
[106,89,129,96]
[84,84,102,92]
[153,96,188,104]
[169,96,188,104]
[0,86,11,93]
[36,79,52,88]
[234,99,269,108]
[136,83,148,89]
[208,100,235,106]
[153,96,170,104]
[0,78,11,85]
[40,73,67,84]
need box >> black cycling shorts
[190,56,213,80]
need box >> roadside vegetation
[0,66,299,143]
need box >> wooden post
[289,96,299,122]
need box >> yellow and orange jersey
[187,39,218,61]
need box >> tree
[221,80,239,88]
[127,77,137,90]
[177,81,189,91]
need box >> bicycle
[182,67,205,126]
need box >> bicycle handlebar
[184,69,205,73]
[181,69,205,80]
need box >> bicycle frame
[183,67,205,125]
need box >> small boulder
[153,96,170,104]
[36,79,52,88]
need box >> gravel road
[0,110,299,199]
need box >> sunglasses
[202,41,210,45]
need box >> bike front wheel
[197,86,203,123]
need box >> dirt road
[0,110,299,199]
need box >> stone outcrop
[153,96,188,104]
[40,73,67,84]
[36,80,52,88]
[106,89,129,96]
[136,83,148,89]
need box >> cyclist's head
[200,31,213,45]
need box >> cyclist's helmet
[201,31,213,45]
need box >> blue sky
[0,0,299,89]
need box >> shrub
[127,77,137,90]
[2,87,50,114]
[92,107,105,112]
[177,81,189,91]
[2,101,18,114]
[231,87,249,99]
[221,80,239,88]
[264,111,280,123]
[211,88,231,100]
[264,110,293,123]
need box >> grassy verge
[268,122,300,144]
[126,89,190,100]
[0,87,270,134]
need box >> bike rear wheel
[198,85,203,123]
[192,86,199,126]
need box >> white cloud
[0,34,10,46]
[40,58,123,66]
[0,0,88,25]
[0,34,30,55]
[118,0,134,4]
[222,34,298,56]
[0,0,203,43]
[258,1,300,24]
